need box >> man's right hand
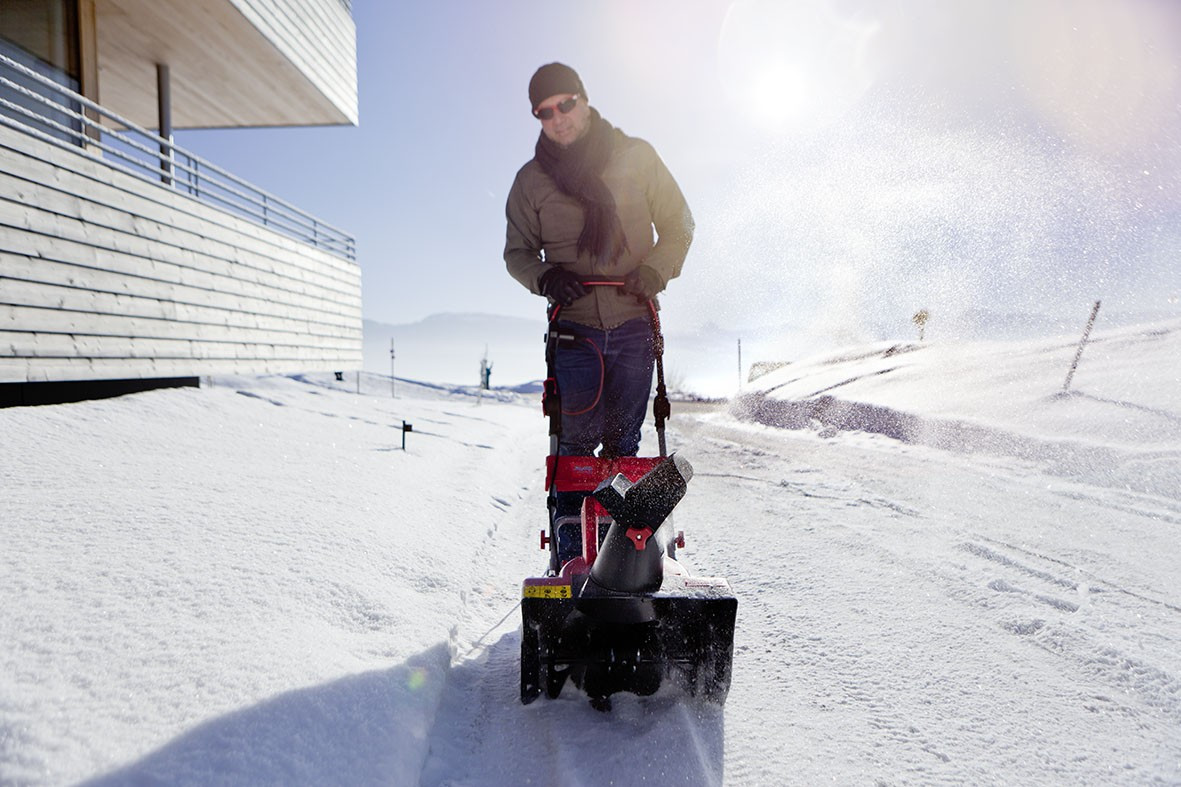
[538,268,589,307]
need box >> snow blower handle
[646,301,670,458]
[577,279,671,457]
[543,279,671,460]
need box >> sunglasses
[534,95,580,120]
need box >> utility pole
[737,338,742,390]
[390,338,396,398]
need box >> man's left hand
[620,265,663,303]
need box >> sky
[178,0,1181,345]
[3,318,1179,784]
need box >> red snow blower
[520,283,737,711]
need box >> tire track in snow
[951,538,1181,729]
[975,534,1181,614]
[666,404,1181,784]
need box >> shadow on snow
[79,644,452,787]
[79,633,727,787]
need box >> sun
[717,0,879,133]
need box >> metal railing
[0,51,356,262]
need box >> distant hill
[362,312,751,396]
[364,314,547,387]
[362,305,1178,398]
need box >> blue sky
[178,0,1181,344]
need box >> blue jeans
[555,317,655,457]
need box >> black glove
[620,265,663,303]
[538,267,588,307]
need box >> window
[0,0,82,145]
[0,0,79,80]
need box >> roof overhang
[94,0,357,129]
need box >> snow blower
[520,284,737,711]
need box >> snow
[2,320,1180,785]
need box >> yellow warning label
[523,584,572,599]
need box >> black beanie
[529,63,585,111]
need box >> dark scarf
[534,108,629,267]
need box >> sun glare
[743,64,810,126]
[717,0,879,133]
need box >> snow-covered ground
[2,320,1179,785]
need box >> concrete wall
[0,124,362,383]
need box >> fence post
[1063,300,1101,394]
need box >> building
[0,0,360,406]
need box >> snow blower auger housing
[520,286,737,710]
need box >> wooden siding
[231,0,357,125]
[95,0,358,129]
[0,125,362,383]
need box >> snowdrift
[732,318,1181,497]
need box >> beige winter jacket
[504,133,693,329]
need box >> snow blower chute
[520,285,737,710]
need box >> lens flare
[407,667,428,691]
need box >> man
[504,63,694,458]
